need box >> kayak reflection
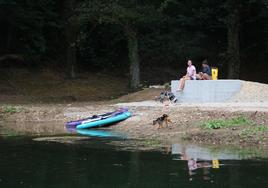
[77,129,126,138]
[67,127,126,138]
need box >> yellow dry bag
[211,67,218,80]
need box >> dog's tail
[153,120,157,125]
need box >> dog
[153,114,172,129]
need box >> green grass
[202,116,251,129]
[239,126,268,138]
[2,105,17,114]
[142,139,162,147]
[1,130,17,137]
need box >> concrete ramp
[171,80,241,103]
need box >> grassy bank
[201,116,252,129]
[184,115,268,147]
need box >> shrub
[3,105,17,114]
[202,116,251,129]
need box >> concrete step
[171,80,241,103]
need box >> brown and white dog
[153,114,172,129]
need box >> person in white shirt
[177,59,196,91]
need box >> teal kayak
[76,111,131,129]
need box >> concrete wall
[171,80,241,103]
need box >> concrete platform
[171,80,241,103]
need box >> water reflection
[186,158,221,181]
[0,138,268,188]
[0,121,66,136]
[66,127,126,138]
[171,143,254,160]
[170,143,261,182]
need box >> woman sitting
[177,59,196,91]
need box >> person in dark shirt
[197,59,212,80]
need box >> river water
[0,131,268,188]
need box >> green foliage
[142,139,162,148]
[239,125,268,138]
[229,116,250,125]
[3,105,17,114]
[202,119,227,129]
[77,0,268,83]
[79,0,163,25]
[0,0,61,61]
[202,116,251,129]
[1,129,17,137]
[0,0,268,83]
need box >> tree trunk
[227,0,241,79]
[66,40,76,79]
[63,0,78,79]
[125,25,140,90]
[6,24,13,53]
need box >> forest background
[0,0,267,91]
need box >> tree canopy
[0,0,268,86]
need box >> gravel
[115,81,268,112]
[229,81,268,102]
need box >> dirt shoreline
[1,99,267,148]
